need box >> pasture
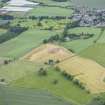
[97,30,105,43]
[61,27,101,53]
[9,64,92,105]
[0,61,40,83]
[80,43,105,67]
[0,60,92,105]
[27,6,73,17]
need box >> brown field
[23,44,74,63]
[58,56,105,93]
[23,44,105,93]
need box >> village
[72,7,105,27]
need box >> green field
[0,61,92,105]
[80,43,105,67]
[61,27,101,53]
[0,29,61,58]
[0,61,42,83]
[97,30,105,43]
[0,86,72,105]
[27,6,73,17]
[12,67,92,105]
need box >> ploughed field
[24,44,105,93]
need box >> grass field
[97,30,105,43]
[0,60,92,105]
[0,86,72,105]
[80,43,105,67]
[0,61,42,83]
[61,27,101,53]
[9,65,92,105]
[27,6,73,17]
[0,29,61,59]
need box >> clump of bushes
[44,59,60,65]
[52,79,59,85]
[73,79,85,90]
[38,68,47,76]
[54,66,61,72]
[4,59,12,65]
[61,71,74,80]
[61,70,86,90]
[0,78,5,82]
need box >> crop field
[23,44,74,63]
[0,86,72,105]
[58,56,105,93]
[0,29,60,58]
[27,6,73,17]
